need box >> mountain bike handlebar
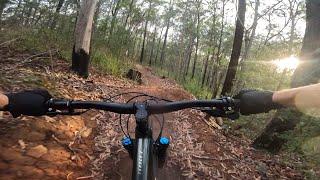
[46,97,239,117]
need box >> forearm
[273,83,320,108]
[0,93,9,110]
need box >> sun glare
[272,56,300,72]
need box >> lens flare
[272,56,300,72]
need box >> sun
[272,56,300,72]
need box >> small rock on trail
[26,145,48,158]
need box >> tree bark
[154,27,164,65]
[149,27,157,66]
[191,0,201,79]
[160,17,170,69]
[139,1,152,64]
[201,53,210,87]
[72,0,98,78]
[211,0,226,98]
[159,0,172,69]
[253,0,320,153]
[221,0,246,96]
[109,0,122,38]
[242,0,259,61]
[184,36,195,79]
[139,18,149,63]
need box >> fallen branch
[22,49,59,63]
[11,49,59,69]
[202,117,221,130]
[0,38,19,47]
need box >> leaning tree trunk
[72,0,98,78]
[253,0,320,153]
[220,0,246,96]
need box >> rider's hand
[4,89,52,118]
[233,90,283,115]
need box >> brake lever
[201,108,239,120]
[201,97,240,120]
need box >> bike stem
[134,103,151,138]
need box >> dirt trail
[97,65,302,180]
[0,46,303,179]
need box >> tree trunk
[202,4,217,88]
[154,27,164,65]
[253,0,320,153]
[242,0,259,61]
[191,0,201,79]
[211,0,226,97]
[184,36,195,79]
[124,0,135,29]
[140,1,152,64]
[220,0,246,96]
[72,0,98,78]
[201,53,210,87]
[109,0,122,38]
[93,0,102,32]
[149,27,157,66]
[160,18,170,69]
[139,18,149,63]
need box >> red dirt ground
[0,46,303,179]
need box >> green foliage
[181,78,212,99]
[91,50,131,77]
[154,67,212,99]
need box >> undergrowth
[154,67,212,99]
[0,27,131,78]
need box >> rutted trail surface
[0,46,302,179]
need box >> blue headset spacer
[122,137,132,146]
[159,137,170,145]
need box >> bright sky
[222,0,306,39]
[162,0,306,42]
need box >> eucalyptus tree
[221,0,246,96]
[72,0,98,78]
[159,0,173,68]
[191,0,202,79]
